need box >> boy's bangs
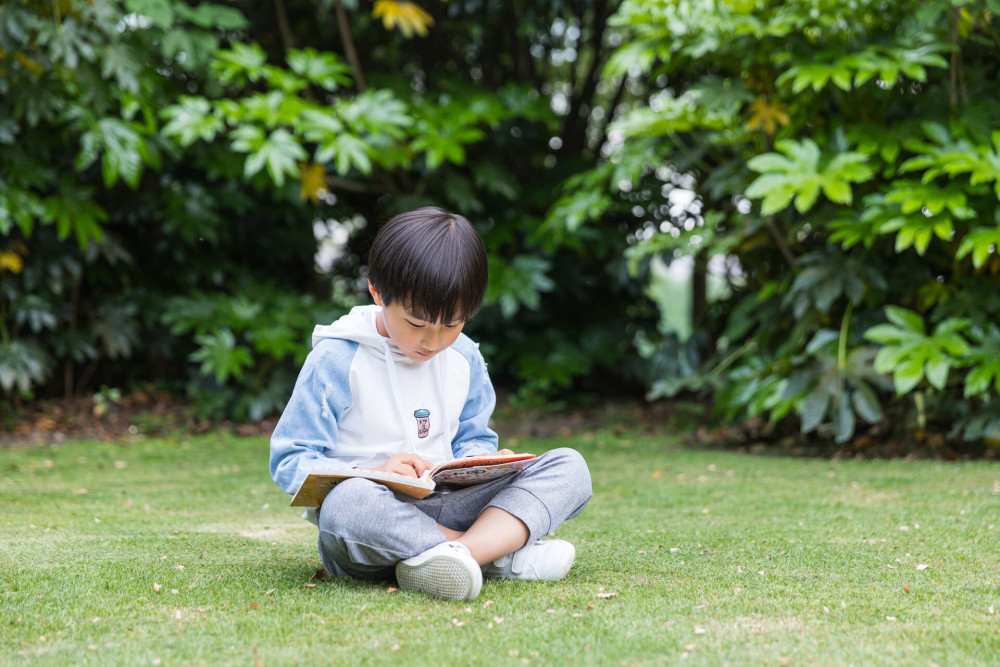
[399,259,482,324]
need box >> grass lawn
[2,429,999,666]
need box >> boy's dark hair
[368,206,488,324]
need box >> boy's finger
[392,462,418,477]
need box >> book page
[291,468,434,506]
[430,455,536,486]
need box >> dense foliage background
[2,0,999,448]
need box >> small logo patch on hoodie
[414,409,430,438]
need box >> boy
[269,207,592,600]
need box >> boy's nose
[424,327,449,350]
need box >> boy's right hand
[373,453,432,478]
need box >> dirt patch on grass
[3,391,994,461]
[0,390,277,448]
[0,391,686,448]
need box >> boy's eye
[405,320,424,328]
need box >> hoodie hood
[312,305,412,364]
[312,304,443,459]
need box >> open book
[290,453,537,506]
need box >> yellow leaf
[746,98,790,136]
[0,251,23,274]
[372,0,435,38]
[298,161,327,204]
[15,53,44,77]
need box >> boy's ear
[367,280,384,306]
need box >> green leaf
[924,357,950,390]
[301,109,345,144]
[211,42,268,85]
[885,306,925,334]
[191,329,253,383]
[124,0,174,28]
[872,346,906,374]
[341,90,412,138]
[485,254,555,318]
[865,325,908,345]
[241,128,308,186]
[800,386,830,433]
[794,180,821,212]
[41,186,108,247]
[852,383,884,423]
[893,356,926,394]
[287,48,353,92]
[177,3,248,29]
[73,118,152,189]
[744,173,798,215]
[326,134,372,176]
[412,124,480,169]
[805,329,840,354]
[744,140,872,215]
[957,226,1000,269]
[819,177,851,205]
[965,359,1000,397]
[747,153,797,174]
[833,396,856,443]
[160,97,224,146]
[161,27,218,71]
[229,124,266,154]
[100,42,141,93]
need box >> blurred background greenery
[2,0,1000,451]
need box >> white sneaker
[396,542,482,600]
[481,539,576,581]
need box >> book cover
[290,453,536,507]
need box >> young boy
[269,207,592,600]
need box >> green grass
[2,431,999,665]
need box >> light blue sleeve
[268,339,358,495]
[449,334,500,458]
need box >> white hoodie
[269,305,499,506]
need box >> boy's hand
[466,449,516,458]
[373,453,432,478]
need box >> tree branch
[275,0,296,51]
[336,0,366,92]
[950,6,959,107]
[766,216,799,270]
[595,74,627,152]
[325,174,392,194]
[561,0,611,155]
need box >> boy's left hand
[497,448,516,456]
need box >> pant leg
[317,448,593,578]
[432,447,593,543]
[317,477,446,580]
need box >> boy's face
[369,283,465,362]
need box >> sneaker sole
[396,554,482,600]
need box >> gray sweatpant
[316,447,592,579]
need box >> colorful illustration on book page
[433,462,529,486]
